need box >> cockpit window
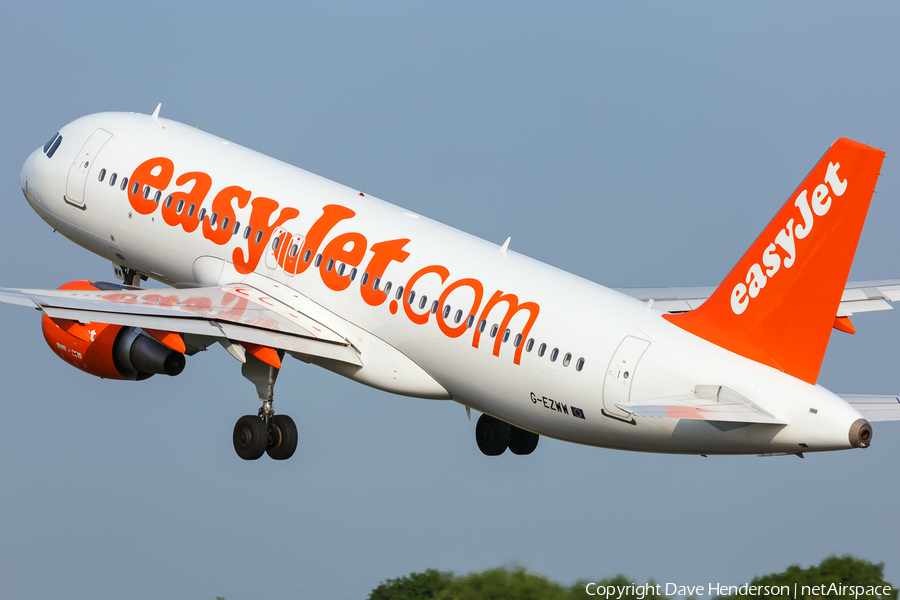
[46,135,63,158]
[43,133,59,153]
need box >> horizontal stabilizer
[840,395,900,422]
[617,385,785,424]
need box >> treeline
[367,555,897,600]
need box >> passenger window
[120,177,128,191]
[526,338,534,352]
[289,244,298,258]
[563,353,572,367]
[314,254,322,267]
[198,208,206,221]
[502,329,510,343]
[431,301,438,314]
[538,343,546,357]
[349,267,357,281]
[383,281,392,295]
[576,358,585,372]
[243,226,251,240]
[232,221,240,236]
[338,263,346,276]
[143,185,151,199]
[109,173,117,186]
[490,324,499,338]
[131,181,139,195]
[373,277,380,291]
[165,195,173,208]
[407,290,415,305]
[478,319,486,333]
[303,249,312,263]
[550,348,559,362]
[188,204,196,218]
[514,333,522,347]
[98,168,106,182]
[221,217,229,231]
[361,272,369,286]
[466,315,475,328]
[418,295,427,310]
[254,230,262,244]
[176,199,185,213]
[454,309,463,324]
[443,305,451,319]
[326,258,334,272]
[395,286,404,300]
[272,237,281,251]
[210,213,218,227]
[154,191,162,204]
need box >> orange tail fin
[664,138,884,384]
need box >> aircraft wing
[615,279,900,317]
[616,386,786,425]
[0,283,361,366]
[839,395,900,422]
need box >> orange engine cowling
[41,280,186,381]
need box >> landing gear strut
[232,352,298,461]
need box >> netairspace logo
[583,581,894,599]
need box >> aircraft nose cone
[20,147,45,203]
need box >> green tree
[568,574,668,600]
[717,555,897,600]
[369,568,454,600]
[436,566,570,600]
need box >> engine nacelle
[41,280,186,381]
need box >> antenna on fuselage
[151,103,161,121]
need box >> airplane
[9,104,900,461]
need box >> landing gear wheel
[476,414,510,456]
[266,414,298,460]
[233,415,267,460]
[508,426,539,455]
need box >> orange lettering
[128,157,174,215]
[437,278,484,338]
[403,265,450,324]
[360,239,411,306]
[202,185,251,246]
[162,171,212,233]
[294,205,356,275]
[473,291,540,365]
[233,197,300,274]
[320,232,368,291]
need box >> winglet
[664,138,884,384]
[151,103,161,121]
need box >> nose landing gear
[232,352,299,461]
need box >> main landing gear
[232,353,298,461]
[475,414,539,456]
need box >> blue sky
[1,3,898,599]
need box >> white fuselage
[19,112,866,455]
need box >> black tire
[475,414,510,456]
[233,415,267,460]
[267,414,298,460]
[508,425,539,455]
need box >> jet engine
[41,280,186,381]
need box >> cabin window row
[96,168,585,372]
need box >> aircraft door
[602,335,650,421]
[66,128,112,208]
